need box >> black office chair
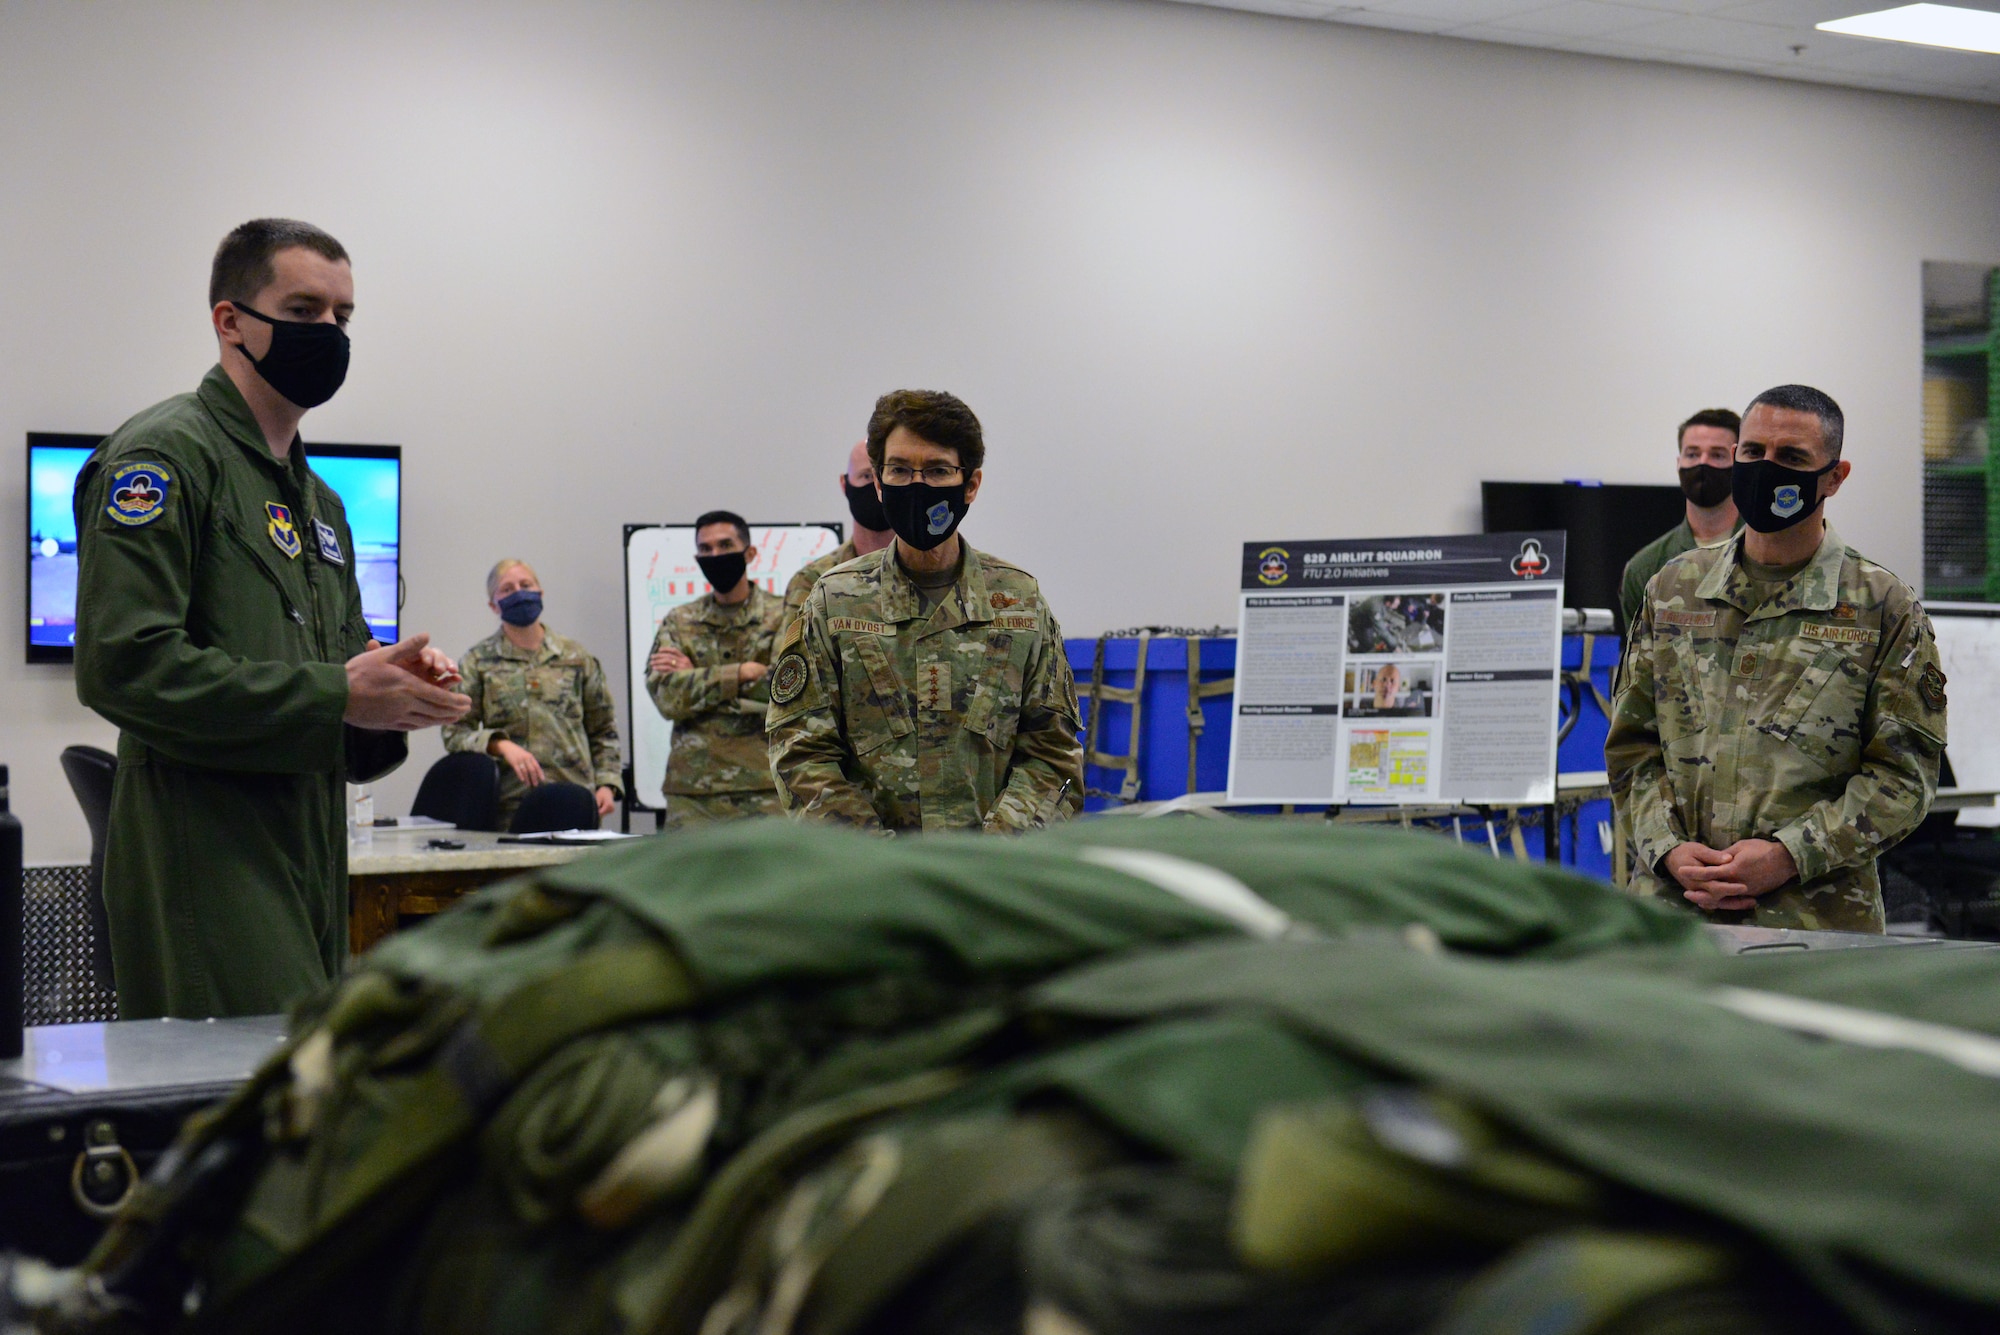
[410,752,501,832]
[57,745,117,995]
[509,782,601,835]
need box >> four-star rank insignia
[266,502,302,559]
[770,653,809,705]
[105,462,172,527]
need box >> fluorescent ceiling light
[1817,3,2000,54]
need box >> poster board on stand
[1225,532,1565,806]
[624,522,843,810]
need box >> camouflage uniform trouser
[664,790,786,829]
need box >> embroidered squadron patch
[266,502,302,559]
[770,653,809,705]
[1920,663,1947,712]
[105,462,172,527]
[1800,623,1879,646]
[1656,608,1717,628]
[313,517,344,565]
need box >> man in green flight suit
[767,389,1085,832]
[1605,384,1946,932]
[1616,407,1744,634]
[72,219,470,1019]
[644,510,788,826]
[781,440,895,634]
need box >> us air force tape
[771,653,809,705]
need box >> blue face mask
[497,589,543,627]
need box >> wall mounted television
[26,433,402,664]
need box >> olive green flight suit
[72,365,403,1019]
[1605,525,1945,932]
[766,544,1085,832]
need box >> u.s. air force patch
[770,653,809,705]
[105,462,172,527]
[1921,663,1947,712]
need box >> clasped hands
[1662,839,1798,912]
[344,635,469,731]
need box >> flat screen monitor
[26,434,401,663]
[1481,480,1685,622]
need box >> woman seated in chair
[443,559,624,826]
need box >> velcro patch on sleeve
[105,462,172,527]
[993,615,1039,630]
[1800,623,1880,646]
[828,617,894,636]
[1656,608,1717,627]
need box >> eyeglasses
[880,464,965,486]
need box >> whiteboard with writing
[624,523,843,810]
[1930,603,2000,827]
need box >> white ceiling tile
[1357,0,1568,24]
[1610,12,1818,59]
[1707,0,1873,26]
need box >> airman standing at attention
[781,440,895,632]
[767,389,1084,833]
[645,511,787,826]
[1605,385,1945,933]
[443,559,624,825]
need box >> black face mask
[881,479,968,552]
[1678,463,1733,509]
[232,304,351,409]
[696,551,748,593]
[844,478,889,532]
[1731,457,1838,533]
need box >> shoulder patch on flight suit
[104,462,172,527]
[1800,623,1879,646]
[828,617,893,635]
[313,517,344,565]
[265,502,302,559]
[770,653,809,705]
[993,615,1039,630]
[1656,608,1717,628]
[1921,663,1947,712]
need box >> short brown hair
[866,390,984,475]
[209,218,350,308]
[1677,407,1741,445]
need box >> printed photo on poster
[1345,661,1436,718]
[1346,728,1431,796]
[1347,593,1445,655]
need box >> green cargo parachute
[5,820,1999,1335]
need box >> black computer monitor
[1481,480,1685,619]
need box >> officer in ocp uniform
[1606,384,1945,933]
[781,440,895,634]
[73,219,468,1019]
[767,389,1084,833]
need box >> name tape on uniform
[828,617,894,636]
[1656,608,1718,627]
[993,615,1038,630]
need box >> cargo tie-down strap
[1083,628,1235,805]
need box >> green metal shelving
[1922,267,2000,601]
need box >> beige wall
[5,0,2000,863]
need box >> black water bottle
[0,764,22,1059]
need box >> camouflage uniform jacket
[1604,525,1946,931]
[646,585,785,794]
[782,539,858,633]
[766,544,1086,833]
[443,627,624,817]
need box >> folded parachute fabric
[7,819,1993,1335]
